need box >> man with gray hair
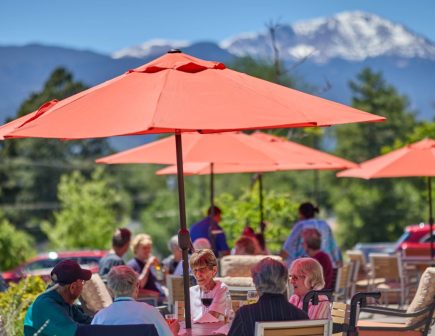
[228,258,308,336]
[91,266,179,336]
[162,235,182,275]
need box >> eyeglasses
[289,274,305,281]
[192,266,211,274]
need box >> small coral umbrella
[3,50,384,328]
[156,131,356,224]
[337,138,435,258]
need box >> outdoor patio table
[179,321,228,336]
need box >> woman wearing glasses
[289,257,331,320]
[189,249,229,321]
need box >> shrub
[0,276,45,336]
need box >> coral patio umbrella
[96,131,292,211]
[337,138,435,258]
[156,131,356,225]
[3,50,384,328]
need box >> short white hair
[193,238,211,250]
[107,266,138,297]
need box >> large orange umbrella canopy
[156,131,356,175]
[96,132,290,165]
[337,138,435,178]
[0,51,385,329]
[5,51,384,139]
[337,138,435,258]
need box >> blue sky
[1,0,435,54]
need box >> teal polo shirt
[24,289,91,336]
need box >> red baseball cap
[50,259,92,285]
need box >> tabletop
[179,321,229,336]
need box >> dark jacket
[228,293,308,336]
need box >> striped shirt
[289,294,331,320]
[228,293,308,336]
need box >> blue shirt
[98,252,125,278]
[24,288,92,336]
[91,297,173,336]
[190,216,229,255]
[283,218,342,267]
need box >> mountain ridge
[0,11,433,150]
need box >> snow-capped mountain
[221,11,435,63]
[112,39,189,59]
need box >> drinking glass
[165,313,177,324]
[246,290,259,304]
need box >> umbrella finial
[168,49,182,53]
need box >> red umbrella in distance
[337,138,435,258]
[3,50,384,328]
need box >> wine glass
[200,288,213,314]
[246,290,259,304]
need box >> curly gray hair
[251,257,288,295]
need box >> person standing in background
[99,227,131,279]
[190,206,230,258]
[281,202,342,267]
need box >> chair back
[220,255,282,277]
[76,324,158,336]
[167,275,185,311]
[369,253,402,281]
[405,267,435,328]
[80,273,112,314]
[331,302,350,336]
[175,300,185,321]
[369,253,406,305]
[255,319,331,336]
[346,250,368,278]
[334,263,352,301]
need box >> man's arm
[72,304,92,324]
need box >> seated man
[99,227,132,279]
[303,229,333,289]
[91,265,179,336]
[228,258,308,336]
[24,260,92,336]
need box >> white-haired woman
[289,257,331,320]
[92,266,179,336]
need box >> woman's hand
[168,320,180,335]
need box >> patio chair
[356,267,435,336]
[167,275,185,312]
[346,250,370,280]
[254,319,331,336]
[368,253,407,306]
[175,300,185,321]
[331,301,351,336]
[334,262,353,301]
[79,273,112,315]
[76,324,158,336]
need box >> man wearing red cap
[24,259,92,336]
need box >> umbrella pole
[210,163,214,208]
[175,133,192,329]
[428,176,434,259]
[259,173,264,225]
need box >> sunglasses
[289,274,305,281]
